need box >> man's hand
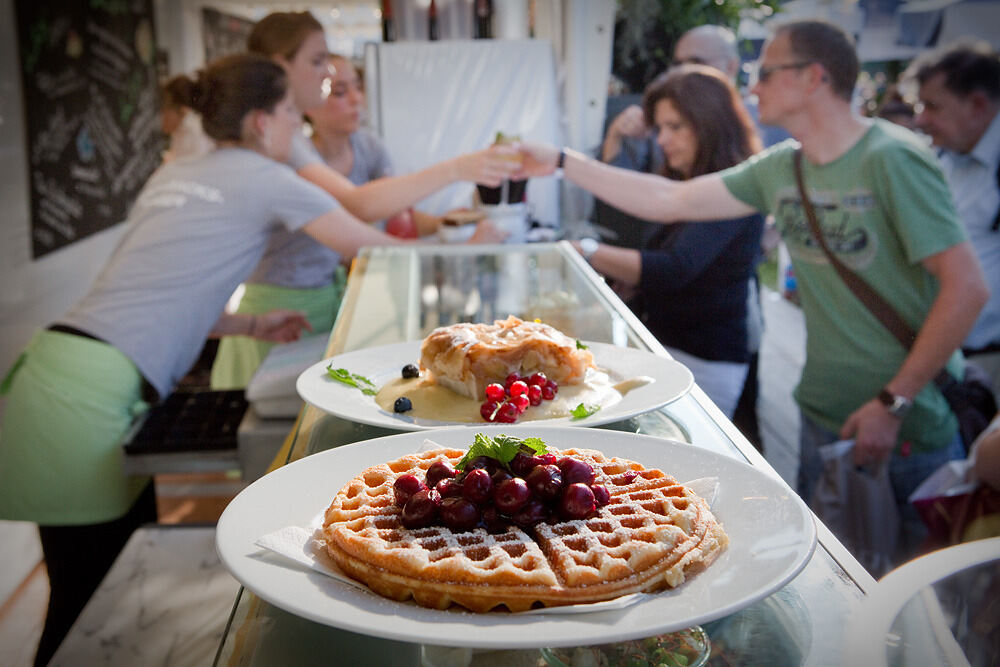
[455,145,522,186]
[251,310,312,343]
[601,105,648,162]
[840,399,903,465]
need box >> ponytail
[176,54,287,141]
[162,74,200,111]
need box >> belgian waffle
[419,316,595,400]
[320,447,728,612]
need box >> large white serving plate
[295,341,693,430]
[216,426,817,649]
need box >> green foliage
[613,0,782,93]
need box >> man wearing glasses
[519,19,988,563]
[907,41,1000,398]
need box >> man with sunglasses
[518,19,988,564]
[907,40,1000,398]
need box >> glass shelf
[214,242,873,667]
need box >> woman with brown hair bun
[568,65,765,418]
[0,52,460,667]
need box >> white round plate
[295,341,693,430]
[216,426,817,649]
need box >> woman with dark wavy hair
[642,65,762,179]
[572,65,765,417]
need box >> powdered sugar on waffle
[310,444,727,612]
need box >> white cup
[481,203,528,244]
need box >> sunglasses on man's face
[756,62,813,83]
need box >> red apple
[386,208,418,239]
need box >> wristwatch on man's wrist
[579,237,599,262]
[877,388,912,418]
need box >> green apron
[0,330,150,525]
[210,271,345,390]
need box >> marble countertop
[50,525,239,667]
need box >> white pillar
[551,0,616,230]
[494,0,530,39]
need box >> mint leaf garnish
[456,433,548,471]
[571,403,600,419]
[519,437,547,454]
[326,365,377,396]
[575,339,589,350]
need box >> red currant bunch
[480,372,559,423]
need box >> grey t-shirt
[62,148,338,398]
[287,129,324,170]
[247,129,394,287]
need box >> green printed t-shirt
[720,120,967,452]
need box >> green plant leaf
[571,403,600,420]
[325,365,377,396]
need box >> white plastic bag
[810,440,900,577]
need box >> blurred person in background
[575,65,764,418]
[246,11,515,225]
[602,24,789,173]
[908,40,1000,398]
[210,12,515,389]
[306,54,447,237]
[874,84,916,131]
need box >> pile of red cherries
[480,372,560,423]
[393,452,610,533]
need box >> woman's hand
[973,421,1000,490]
[453,145,522,186]
[249,310,313,343]
[513,142,560,178]
[466,219,508,244]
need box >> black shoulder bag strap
[791,149,957,389]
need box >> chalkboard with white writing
[15,0,161,258]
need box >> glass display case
[214,242,874,666]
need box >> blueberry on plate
[394,397,413,413]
